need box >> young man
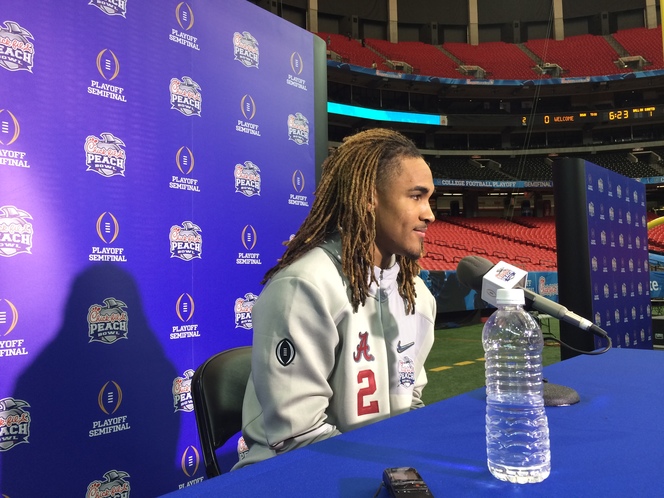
[234,128,437,468]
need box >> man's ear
[368,188,378,212]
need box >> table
[161,348,663,497]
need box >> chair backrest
[191,346,252,477]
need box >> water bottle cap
[496,288,525,305]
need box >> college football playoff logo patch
[276,339,295,366]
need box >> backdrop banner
[0,1,316,495]
[554,158,652,358]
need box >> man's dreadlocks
[262,128,425,314]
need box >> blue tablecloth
[162,348,663,497]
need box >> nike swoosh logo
[396,341,415,353]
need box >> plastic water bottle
[482,288,550,483]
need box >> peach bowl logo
[87,298,129,344]
[0,21,35,73]
[0,397,31,451]
[0,298,19,336]
[234,161,261,197]
[234,292,258,330]
[86,470,130,498]
[89,0,128,18]
[287,112,309,145]
[233,31,259,68]
[181,445,201,477]
[176,2,194,30]
[170,76,202,117]
[173,369,194,413]
[170,221,202,261]
[0,108,20,146]
[0,205,33,257]
[85,132,126,177]
[96,49,120,80]
[398,356,415,387]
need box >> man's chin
[393,242,425,262]
[402,248,424,261]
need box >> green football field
[422,318,562,405]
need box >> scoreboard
[522,105,662,128]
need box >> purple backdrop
[584,161,652,349]
[0,0,316,495]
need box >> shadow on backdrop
[2,263,181,496]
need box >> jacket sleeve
[410,366,428,409]
[250,274,343,453]
[410,279,437,410]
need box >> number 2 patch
[276,339,296,366]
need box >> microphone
[457,255,583,407]
[456,255,594,332]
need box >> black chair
[191,346,252,477]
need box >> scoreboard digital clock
[605,107,656,120]
[521,105,662,127]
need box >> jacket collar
[321,233,400,299]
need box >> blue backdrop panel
[553,158,651,359]
[584,162,651,350]
[0,1,317,495]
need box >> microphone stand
[536,312,580,407]
[543,380,580,406]
[455,256,610,407]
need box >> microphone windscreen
[456,255,495,292]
